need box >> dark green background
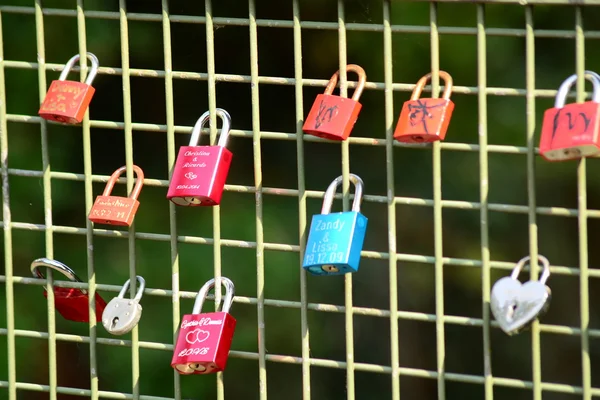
[2,0,600,399]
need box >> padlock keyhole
[507,303,517,320]
[112,316,119,328]
[414,136,424,142]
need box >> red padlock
[167,109,233,206]
[539,71,600,161]
[38,52,99,125]
[302,64,367,141]
[31,258,106,323]
[89,165,144,227]
[172,277,237,375]
[394,71,455,143]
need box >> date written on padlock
[31,258,107,323]
[103,276,145,336]
[490,255,552,336]
[172,277,237,375]
[394,71,455,143]
[89,165,144,227]
[38,52,100,124]
[167,109,233,206]
[303,64,367,141]
[303,174,368,276]
[539,71,600,161]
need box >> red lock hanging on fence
[38,52,99,125]
[394,71,455,143]
[89,165,144,227]
[31,258,106,323]
[172,277,237,375]
[167,109,233,206]
[302,64,367,141]
[539,70,600,161]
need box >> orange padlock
[38,52,99,125]
[394,71,455,143]
[89,165,144,227]
[302,64,366,141]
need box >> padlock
[38,52,99,124]
[539,70,600,161]
[172,277,237,375]
[303,174,368,276]
[102,276,145,336]
[31,258,107,323]
[394,71,455,143]
[302,64,367,141]
[167,109,233,206]
[490,255,551,336]
[89,165,144,227]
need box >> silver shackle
[59,52,100,86]
[511,255,551,285]
[554,70,600,108]
[321,174,365,215]
[188,108,232,148]
[192,277,235,315]
[31,257,86,294]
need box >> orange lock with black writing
[89,165,144,227]
[303,64,366,141]
[539,71,600,161]
[39,52,99,125]
[394,71,455,143]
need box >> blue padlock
[303,174,368,276]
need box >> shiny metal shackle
[321,174,364,215]
[510,255,551,285]
[188,108,232,148]
[59,52,100,86]
[192,277,235,315]
[117,276,146,302]
[554,71,600,108]
[30,257,86,294]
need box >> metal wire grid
[0,1,599,399]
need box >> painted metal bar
[524,6,543,400]
[336,1,356,399]
[3,6,600,35]
[575,7,592,400]
[75,1,100,398]
[429,4,447,399]
[160,1,182,398]
[204,0,226,397]
[477,5,494,400]
[118,1,141,398]
[9,59,600,98]
[383,1,400,399]
[291,1,312,399]
[33,1,58,399]
[0,11,16,400]
[248,0,268,397]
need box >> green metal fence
[1,0,600,399]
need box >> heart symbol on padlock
[490,255,552,336]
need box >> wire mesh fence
[2,0,600,399]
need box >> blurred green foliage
[2,0,600,399]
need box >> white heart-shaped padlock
[490,255,552,336]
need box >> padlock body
[539,101,600,161]
[167,145,233,206]
[38,80,95,124]
[303,211,368,276]
[171,311,237,375]
[394,98,455,143]
[303,94,362,141]
[88,196,140,226]
[45,288,107,323]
